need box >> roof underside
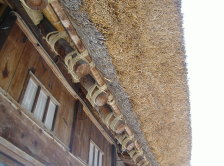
[61,0,191,165]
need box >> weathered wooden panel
[0,24,27,91]
[0,94,83,166]
[0,20,113,166]
[72,104,112,165]
[72,103,92,163]
[53,88,75,146]
[7,41,39,101]
[0,23,76,147]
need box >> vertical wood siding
[0,23,75,147]
[72,104,113,165]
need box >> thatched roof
[61,0,191,165]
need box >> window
[21,74,58,131]
[88,141,103,166]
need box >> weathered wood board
[72,103,113,165]
[0,94,83,166]
[0,23,76,147]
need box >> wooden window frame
[20,71,60,131]
[88,140,104,166]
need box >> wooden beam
[42,5,65,31]
[50,1,85,52]
[0,137,45,166]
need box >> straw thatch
[60,0,191,165]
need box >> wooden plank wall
[0,94,83,166]
[0,23,75,147]
[72,105,113,165]
[0,23,114,166]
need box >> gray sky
[182,0,224,165]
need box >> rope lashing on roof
[20,0,43,25]
[133,149,144,162]
[24,0,48,10]
[104,112,114,127]
[115,134,134,151]
[64,50,90,82]
[107,93,121,115]
[141,161,150,166]
[86,83,107,105]
[46,31,68,53]
[137,157,147,166]
[107,93,116,105]
[128,149,137,158]
[110,114,123,131]
[116,134,127,144]
[121,134,134,151]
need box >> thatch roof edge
[60,0,159,165]
[176,0,192,163]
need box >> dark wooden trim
[111,145,117,166]
[18,70,33,104]
[42,96,50,123]
[51,105,58,131]
[31,86,41,113]
[69,100,81,152]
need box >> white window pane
[98,152,103,166]
[89,143,94,166]
[44,100,56,130]
[94,147,99,166]
[33,90,47,121]
[21,79,38,112]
